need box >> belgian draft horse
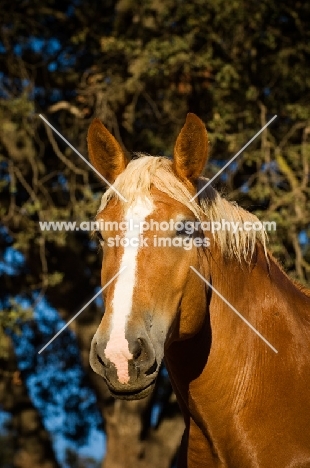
[88,114,310,467]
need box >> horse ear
[87,118,127,184]
[173,113,208,183]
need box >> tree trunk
[102,395,183,468]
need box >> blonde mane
[98,155,267,262]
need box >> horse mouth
[107,379,156,400]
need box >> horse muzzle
[89,333,162,400]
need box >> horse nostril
[131,339,157,375]
[97,354,107,368]
[145,359,157,376]
[132,338,143,360]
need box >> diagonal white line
[38,266,127,354]
[190,266,278,353]
[190,115,277,202]
[39,114,127,202]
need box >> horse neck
[195,241,310,414]
[166,243,310,464]
[166,242,310,417]
[211,241,309,331]
[207,241,310,363]
[208,242,274,359]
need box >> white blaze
[104,198,153,384]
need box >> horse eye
[176,227,190,237]
[95,230,104,243]
[176,221,195,238]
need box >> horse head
[88,114,210,399]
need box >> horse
[88,113,310,467]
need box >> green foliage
[0,303,32,359]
